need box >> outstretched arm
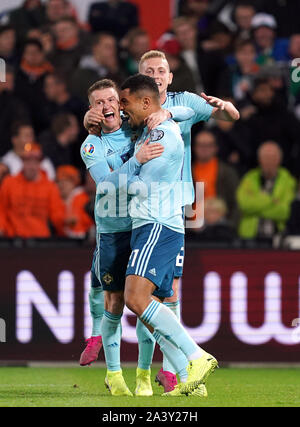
[201,92,240,122]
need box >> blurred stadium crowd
[1,0,300,247]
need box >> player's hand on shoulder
[135,137,164,164]
[144,109,171,131]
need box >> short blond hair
[139,50,168,71]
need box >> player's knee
[105,292,124,315]
[124,291,138,315]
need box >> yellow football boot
[104,370,133,396]
[162,383,208,397]
[180,352,218,394]
[135,368,153,396]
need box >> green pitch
[0,366,299,407]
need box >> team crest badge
[83,143,95,156]
[102,273,113,285]
[150,129,164,142]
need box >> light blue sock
[136,318,156,370]
[153,331,188,382]
[101,310,122,371]
[89,287,104,337]
[162,301,188,376]
[140,300,202,360]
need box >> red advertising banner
[0,247,299,363]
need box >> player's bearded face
[120,89,144,127]
[90,88,121,132]
[139,58,173,96]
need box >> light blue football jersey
[80,120,140,234]
[128,120,185,234]
[162,91,214,205]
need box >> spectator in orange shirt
[0,143,65,238]
[56,165,94,239]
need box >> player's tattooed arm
[201,92,240,122]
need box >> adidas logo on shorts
[149,268,156,276]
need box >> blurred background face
[12,126,35,151]
[54,20,78,42]
[252,83,274,106]
[235,43,256,66]
[44,75,61,100]
[289,34,300,59]
[211,30,232,51]
[23,44,44,66]
[193,131,217,163]
[25,0,41,9]
[93,36,117,66]
[258,143,282,176]
[235,5,255,30]
[173,21,196,50]
[128,34,150,60]
[187,0,209,17]
[254,27,275,49]
[57,178,75,199]
[22,157,41,181]
[46,0,69,22]
[0,28,16,56]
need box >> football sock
[89,287,104,337]
[162,300,187,375]
[140,300,203,360]
[136,318,156,370]
[101,310,122,371]
[153,331,188,382]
